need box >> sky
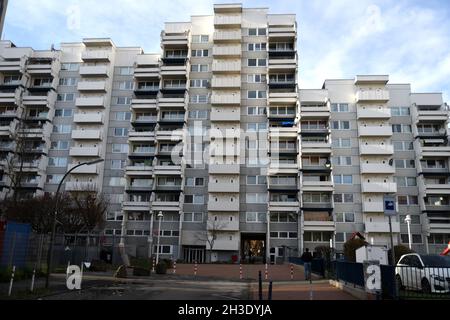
[3,0,450,101]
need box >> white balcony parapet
[361,182,397,193]
[365,221,400,233]
[73,113,103,123]
[356,89,389,102]
[358,125,392,137]
[71,130,102,140]
[69,146,100,157]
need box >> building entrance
[241,233,266,264]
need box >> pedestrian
[301,248,313,281]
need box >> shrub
[388,245,414,265]
[155,262,167,274]
[130,257,152,270]
[114,265,127,278]
[343,238,367,262]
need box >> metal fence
[288,257,326,277]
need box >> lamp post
[45,158,104,289]
[156,211,163,265]
[405,215,412,250]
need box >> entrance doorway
[183,246,205,263]
[241,233,266,264]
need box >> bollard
[268,281,273,301]
[239,263,243,280]
[152,257,156,272]
[173,260,177,274]
[30,269,36,292]
[8,266,15,297]
[265,263,268,280]
[258,271,263,301]
[194,261,198,276]
[290,264,294,280]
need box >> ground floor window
[427,233,450,244]
[304,231,332,242]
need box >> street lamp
[45,158,104,289]
[405,215,412,249]
[156,211,163,265]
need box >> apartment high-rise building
[0,3,448,263]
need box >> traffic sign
[383,195,397,216]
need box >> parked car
[395,253,450,294]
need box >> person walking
[301,248,313,281]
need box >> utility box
[356,245,388,265]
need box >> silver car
[395,253,450,294]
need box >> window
[119,67,134,75]
[395,177,417,187]
[248,28,266,36]
[54,109,73,117]
[188,110,208,119]
[331,121,350,130]
[61,63,79,71]
[192,35,209,43]
[247,74,267,83]
[191,64,209,72]
[246,193,266,204]
[333,156,352,166]
[392,124,412,133]
[185,177,204,187]
[335,212,355,223]
[50,141,69,150]
[190,95,208,104]
[190,79,209,88]
[303,231,332,242]
[303,193,331,203]
[247,91,267,99]
[334,193,353,203]
[334,175,352,184]
[111,160,125,170]
[119,81,134,90]
[270,212,297,223]
[332,138,351,148]
[191,49,209,57]
[247,106,266,115]
[246,212,267,223]
[395,159,415,169]
[59,78,77,86]
[247,123,268,131]
[57,93,74,102]
[112,144,129,153]
[184,195,205,204]
[115,111,131,121]
[53,124,71,133]
[46,174,63,184]
[390,107,410,116]
[114,128,129,137]
[153,245,172,254]
[48,157,67,167]
[393,141,414,151]
[247,176,267,185]
[109,177,126,187]
[270,231,297,239]
[330,103,349,112]
[247,58,266,67]
[184,212,203,223]
[116,97,132,105]
[248,43,267,51]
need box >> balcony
[73,113,103,123]
[214,15,242,28]
[415,140,450,158]
[355,75,389,85]
[65,181,98,192]
[208,179,239,193]
[301,142,332,154]
[358,125,392,137]
[151,200,180,212]
[67,163,99,174]
[209,163,240,174]
[126,184,153,192]
[211,76,240,89]
[356,89,389,102]
[416,109,449,122]
[156,130,183,142]
[130,148,156,158]
[19,123,52,138]
[212,60,241,73]
[81,51,111,62]
[27,62,59,76]
[128,130,155,142]
[214,3,242,13]
[208,198,239,211]
[365,221,400,233]
[161,34,189,48]
[268,163,299,175]
[425,205,450,213]
[269,201,300,211]
[158,97,185,108]
[211,92,240,105]
[210,107,240,122]
[301,181,334,192]
[75,96,105,108]
[22,91,57,107]
[360,163,396,174]
[122,201,150,212]
[0,89,21,105]
[269,127,298,139]
[207,218,239,232]
[357,108,391,119]
[79,66,109,77]
[268,59,297,71]
[131,99,157,110]
[359,144,394,155]
[125,166,154,176]
[69,146,100,157]
[71,129,102,140]
[361,182,397,193]
[160,65,187,76]
[213,31,242,43]
[301,202,333,210]
[303,220,335,232]
[269,92,297,104]
[0,122,15,136]
[362,201,384,213]
[423,183,450,195]
[77,81,107,92]
[154,165,182,176]
[0,59,26,73]
[212,45,241,58]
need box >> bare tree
[195,218,227,263]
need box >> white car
[395,253,450,294]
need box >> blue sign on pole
[383,195,397,216]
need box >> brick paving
[171,263,320,281]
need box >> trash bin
[231,255,238,263]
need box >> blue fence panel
[0,222,31,268]
[380,264,396,299]
[336,261,365,287]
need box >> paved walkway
[171,263,321,281]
